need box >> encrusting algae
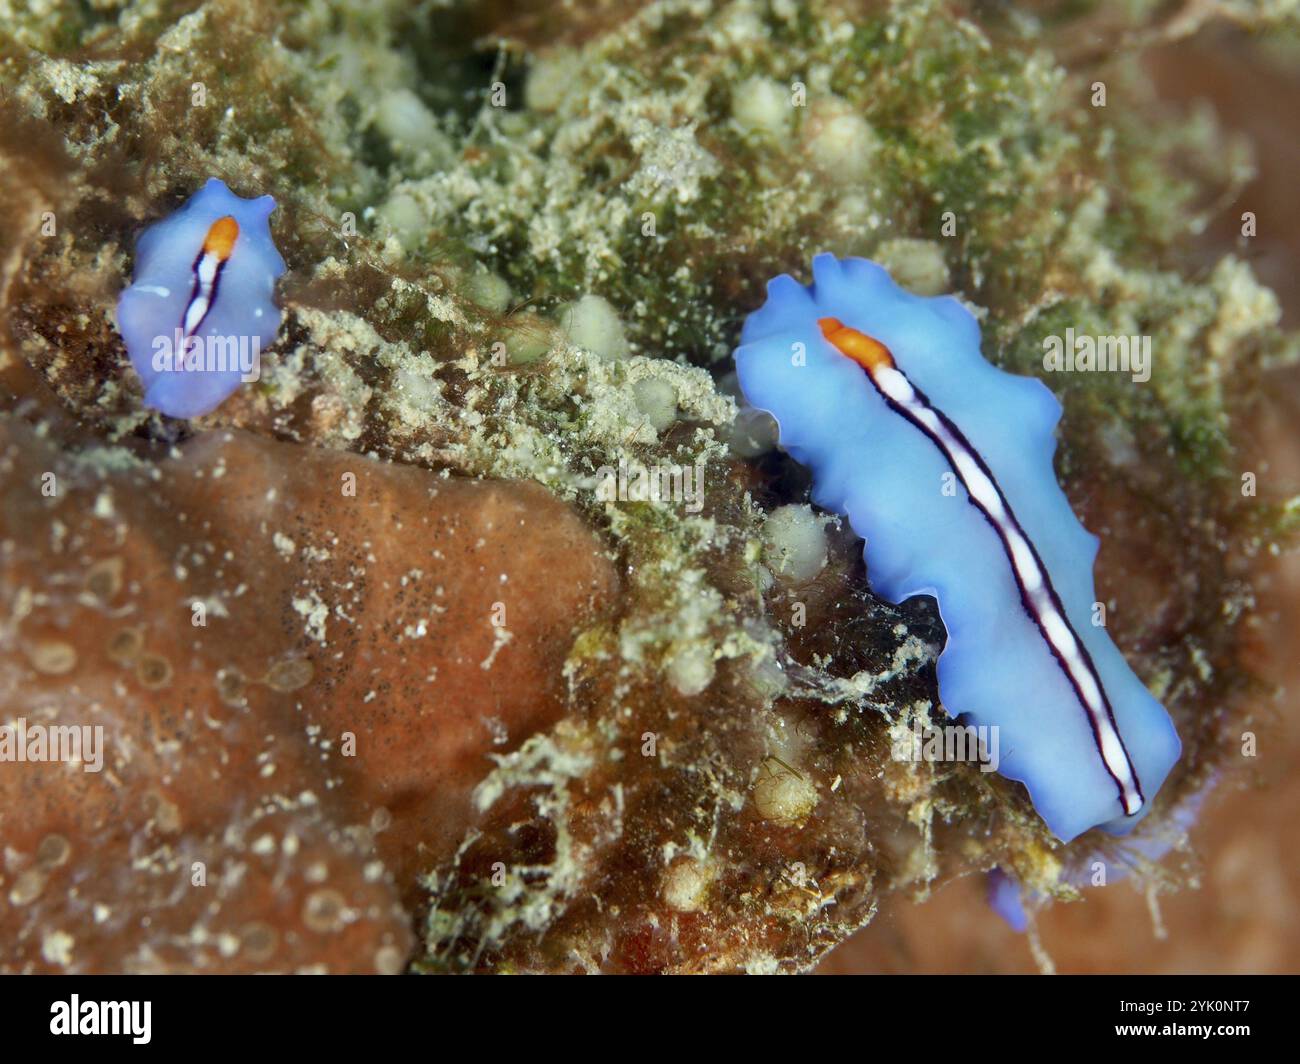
[1,0,1297,973]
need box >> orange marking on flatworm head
[818,317,895,373]
[202,215,240,261]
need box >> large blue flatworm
[734,253,1180,841]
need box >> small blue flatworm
[117,177,285,418]
[734,254,1180,842]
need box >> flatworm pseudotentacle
[733,254,1181,842]
[116,177,285,418]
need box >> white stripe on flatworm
[181,216,239,342]
[871,360,1145,817]
[183,252,221,339]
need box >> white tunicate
[662,859,714,912]
[496,310,553,364]
[802,95,878,184]
[752,763,818,825]
[525,48,579,113]
[762,504,828,584]
[375,191,425,250]
[503,314,552,364]
[666,642,715,697]
[875,238,950,297]
[465,269,512,314]
[557,294,630,361]
[373,89,451,160]
[632,377,678,433]
[731,75,791,141]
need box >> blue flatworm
[117,177,285,418]
[734,254,1180,841]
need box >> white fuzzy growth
[632,377,678,433]
[730,76,792,141]
[666,642,716,697]
[752,762,818,825]
[525,48,580,113]
[557,294,630,361]
[762,503,829,585]
[874,238,951,297]
[375,191,427,251]
[464,269,512,314]
[801,96,878,183]
[372,89,450,159]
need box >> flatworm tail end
[817,317,1148,820]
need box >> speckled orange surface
[0,425,616,971]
